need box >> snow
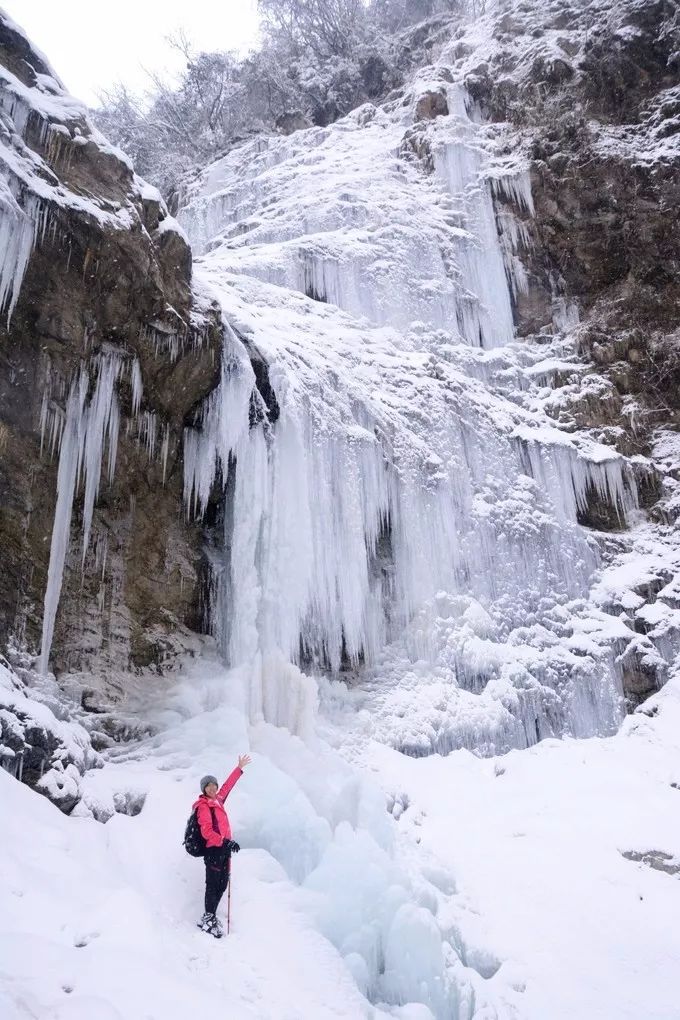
[350,670,680,1020]
[156,212,189,244]
[3,653,680,1020]
[0,655,514,1020]
[0,658,95,806]
[0,767,377,1020]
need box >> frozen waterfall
[178,82,637,751]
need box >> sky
[4,0,261,105]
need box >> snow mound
[0,656,97,810]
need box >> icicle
[160,424,170,484]
[94,531,109,581]
[38,353,124,673]
[39,384,49,456]
[183,317,255,517]
[80,354,122,565]
[136,410,158,461]
[0,180,37,323]
[490,171,535,214]
[0,87,31,140]
[130,358,143,415]
[38,371,87,674]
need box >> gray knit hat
[200,774,218,793]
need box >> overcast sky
[5,0,260,105]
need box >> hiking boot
[198,912,223,938]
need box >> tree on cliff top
[93,0,464,196]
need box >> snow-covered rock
[0,655,97,811]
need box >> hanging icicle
[38,352,123,674]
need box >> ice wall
[183,270,634,751]
[180,87,532,348]
[178,68,643,750]
[178,65,640,750]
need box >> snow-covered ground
[3,655,680,1020]
[338,685,680,1020]
[0,655,507,1020]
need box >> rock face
[0,15,220,690]
[458,0,680,446]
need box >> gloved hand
[224,839,240,854]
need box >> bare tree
[258,0,367,59]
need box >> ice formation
[179,76,640,752]
[38,354,123,674]
[0,179,38,322]
[180,88,528,347]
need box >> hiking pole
[227,861,232,935]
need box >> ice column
[38,353,123,674]
[0,180,38,323]
[433,87,516,349]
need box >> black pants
[204,845,231,915]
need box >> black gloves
[224,839,240,854]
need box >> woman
[195,753,251,937]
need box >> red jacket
[193,767,243,848]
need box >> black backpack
[183,804,219,857]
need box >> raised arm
[217,754,251,803]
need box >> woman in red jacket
[195,753,251,937]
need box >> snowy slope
[338,669,680,1020]
[1,655,521,1020]
[3,653,680,1020]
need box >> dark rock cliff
[0,14,221,690]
